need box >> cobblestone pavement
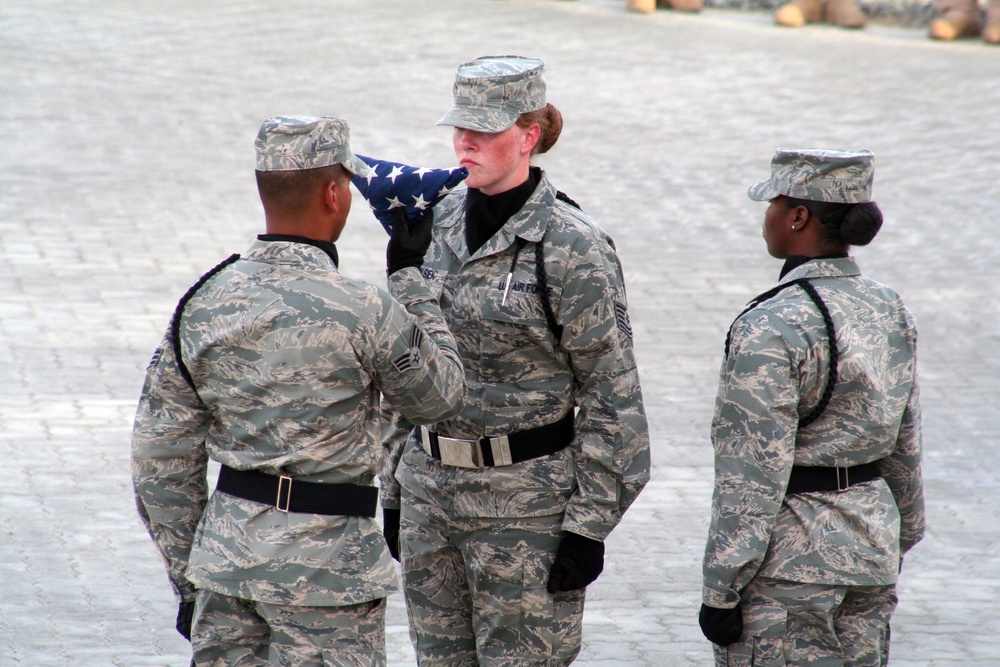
[2,1,998,665]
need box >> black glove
[546,532,605,594]
[382,507,401,561]
[386,208,433,275]
[699,603,743,647]
[176,599,195,641]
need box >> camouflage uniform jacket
[703,257,925,609]
[380,173,650,541]
[132,239,465,606]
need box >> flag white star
[386,196,404,209]
[437,185,456,198]
[364,164,378,184]
[387,165,404,183]
[412,193,430,210]
[413,166,434,179]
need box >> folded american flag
[352,155,468,235]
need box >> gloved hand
[698,603,743,647]
[387,208,433,275]
[176,599,195,641]
[546,532,605,594]
[351,155,467,235]
[382,507,401,561]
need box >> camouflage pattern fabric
[714,577,896,667]
[437,56,547,133]
[131,239,465,610]
[254,115,373,176]
[747,148,874,204]
[399,484,584,666]
[380,172,650,663]
[192,590,387,667]
[703,257,925,614]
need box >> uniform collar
[256,234,339,268]
[779,253,847,279]
[440,170,557,263]
[465,167,541,255]
[779,255,861,284]
[246,234,340,270]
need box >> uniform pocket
[476,547,573,664]
[724,603,786,667]
[452,447,575,519]
[479,287,559,385]
[319,598,386,667]
[320,646,384,667]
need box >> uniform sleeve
[876,317,925,555]
[130,331,211,603]
[702,313,801,608]
[557,236,650,542]
[361,267,465,427]
[378,398,412,510]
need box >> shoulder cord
[170,253,241,393]
[501,190,582,344]
[527,190,579,343]
[534,239,563,342]
[724,279,840,428]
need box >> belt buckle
[488,435,513,466]
[437,435,484,468]
[276,475,293,512]
[837,467,849,492]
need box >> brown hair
[516,103,563,156]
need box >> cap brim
[342,153,373,178]
[436,105,519,133]
[747,178,781,202]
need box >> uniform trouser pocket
[716,603,787,667]
[401,496,584,667]
[315,599,387,667]
[729,577,898,666]
[473,552,585,667]
[193,593,387,667]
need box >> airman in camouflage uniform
[375,56,651,666]
[700,149,925,666]
[131,115,466,666]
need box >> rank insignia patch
[615,302,633,338]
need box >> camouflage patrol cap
[437,56,546,133]
[748,149,874,204]
[255,115,373,177]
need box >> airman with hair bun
[700,148,925,666]
[371,55,651,666]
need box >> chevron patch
[615,302,633,338]
[393,327,425,372]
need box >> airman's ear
[521,123,541,156]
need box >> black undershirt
[464,167,541,255]
[257,234,339,268]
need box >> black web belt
[216,465,378,517]
[785,462,880,495]
[420,411,575,468]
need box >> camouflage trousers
[714,577,897,667]
[191,590,386,666]
[399,485,585,666]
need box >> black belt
[421,411,575,468]
[786,462,881,495]
[216,465,378,517]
